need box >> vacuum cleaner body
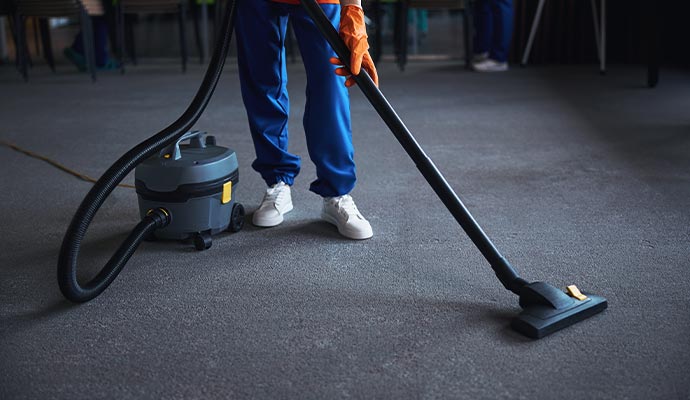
[135,131,244,249]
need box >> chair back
[408,0,465,10]
[15,0,103,17]
[0,0,16,15]
[120,0,182,14]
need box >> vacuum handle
[160,130,207,160]
[299,0,525,293]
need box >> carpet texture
[1,62,689,399]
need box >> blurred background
[1,0,688,80]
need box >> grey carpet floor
[1,61,689,399]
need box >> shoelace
[262,183,288,208]
[334,195,361,218]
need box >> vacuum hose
[57,0,238,303]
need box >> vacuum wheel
[228,203,245,233]
[193,231,212,251]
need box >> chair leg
[521,0,546,66]
[80,8,96,81]
[590,0,607,75]
[600,0,606,74]
[32,17,41,56]
[9,16,19,68]
[192,4,203,64]
[7,15,18,66]
[0,17,5,61]
[16,14,28,81]
[396,0,409,71]
[22,17,33,68]
[200,1,209,64]
[462,1,475,69]
[38,18,55,73]
[372,0,382,64]
[409,8,418,55]
[590,0,601,59]
[214,0,223,42]
[646,0,659,88]
[116,5,126,73]
[125,15,137,65]
[179,4,189,73]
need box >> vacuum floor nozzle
[511,282,608,339]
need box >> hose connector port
[145,208,171,228]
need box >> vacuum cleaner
[58,0,606,339]
[57,0,242,303]
[135,130,244,250]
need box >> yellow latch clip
[222,181,232,204]
[566,285,588,301]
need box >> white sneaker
[472,52,489,64]
[321,194,373,240]
[252,181,293,227]
[473,59,509,72]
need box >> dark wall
[510,0,690,66]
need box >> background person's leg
[473,0,492,56]
[236,1,300,187]
[418,9,428,36]
[67,27,88,70]
[290,3,356,198]
[92,17,110,66]
[488,0,513,62]
[68,17,111,68]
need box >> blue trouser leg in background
[235,0,355,198]
[489,0,513,62]
[71,17,110,66]
[473,0,513,62]
[473,0,493,56]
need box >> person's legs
[71,24,85,55]
[288,3,372,239]
[92,17,109,66]
[418,9,428,35]
[473,0,492,56]
[289,3,355,198]
[68,17,113,68]
[236,0,300,188]
[488,0,513,62]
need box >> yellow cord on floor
[0,139,136,189]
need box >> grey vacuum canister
[135,131,244,250]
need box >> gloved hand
[330,5,379,88]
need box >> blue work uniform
[474,0,514,63]
[235,0,356,198]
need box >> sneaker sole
[321,212,373,240]
[252,203,293,228]
[474,66,509,72]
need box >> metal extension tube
[299,0,527,295]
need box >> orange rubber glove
[330,5,379,88]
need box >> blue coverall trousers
[236,0,356,198]
[474,0,514,63]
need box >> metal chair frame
[116,0,189,73]
[521,0,607,74]
[14,0,102,81]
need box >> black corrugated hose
[57,0,238,303]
